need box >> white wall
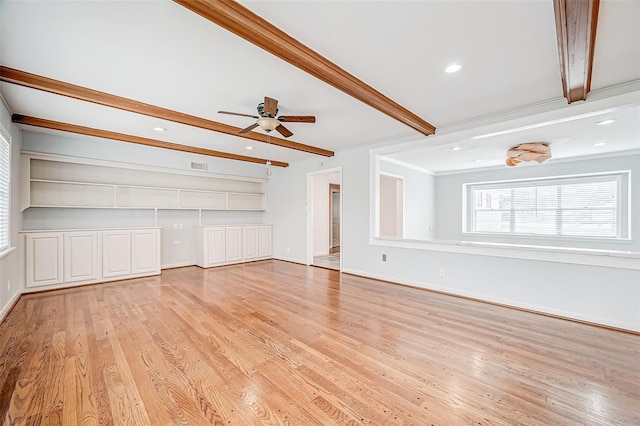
[21,131,267,268]
[435,153,640,252]
[266,144,640,332]
[0,98,23,321]
[379,159,435,240]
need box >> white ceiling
[1,0,639,171]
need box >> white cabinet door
[64,231,98,283]
[243,226,259,260]
[131,229,159,274]
[102,230,131,278]
[226,227,243,262]
[205,227,226,265]
[258,226,272,257]
[25,233,63,288]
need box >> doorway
[307,168,342,271]
[329,183,340,254]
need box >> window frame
[0,125,11,255]
[462,171,631,242]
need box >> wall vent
[190,161,208,171]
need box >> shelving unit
[21,153,267,211]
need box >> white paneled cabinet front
[25,232,63,288]
[197,225,272,268]
[258,226,273,257]
[226,227,243,262]
[243,225,272,260]
[102,230,132,278]
[131,229,160,274]
[64,231,98,283]
[243,226,259,259]
[22,228,160,292]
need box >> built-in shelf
[21,153,267,211]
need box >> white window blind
[467,173,626,239]
[0,131,9,252]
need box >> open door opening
[308,168,342,271]
[329,183,340,254]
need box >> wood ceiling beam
[0,66,332,157]
[12,114,289,167]
[174,0,436,137]
[553,0,600,103]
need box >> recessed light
[596,119,616,126]
[474,159,483,163]
[445,63,462,74]
[592,142,608,147]
[245,146,255,150]
[450,146,462,151]
[153,126,167,132]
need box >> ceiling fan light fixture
[257,117,279,132]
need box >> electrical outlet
[382,254,387,261]
[286,248,290,254]
[179,223,183,229]
[173,223,178,229]
[439,268,446,277]
[173,240,180,245]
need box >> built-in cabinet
[25,232,64,287]
[23,228,160,290]
[63,231,99,283]
[196,225,272,268]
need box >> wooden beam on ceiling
[553,0,600,103]
[0,66,332,157]
[174,0,437,137]
[12,114,289,168]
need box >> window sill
[461,232,632,245]
[0,246,16,260]
[370,237,640,270]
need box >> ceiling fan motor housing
[257,102,278,117]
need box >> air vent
[190,161,208,171]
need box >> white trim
[369,237,640,270]
[161,261,196,270]
[378,155,435,175]
[341,267,639,332]
[272,255,307,265]
[0,245,16,260]
[0,290,21,324]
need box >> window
[465,172,629,240]
[0,129,9,252]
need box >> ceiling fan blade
[218,111,259,119]
[275,124,293,138]
[263,97,278,117]
[238,122,259,134]
[278,115,316,123]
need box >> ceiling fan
[218,96,315,138]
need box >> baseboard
[0,291,21,324]
[341,268,640,334]
[272,256,307,266]
[161,261,196,270]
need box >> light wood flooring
[313,253,340,270]
[0,261,638,425]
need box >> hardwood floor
[0,261,638,425]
